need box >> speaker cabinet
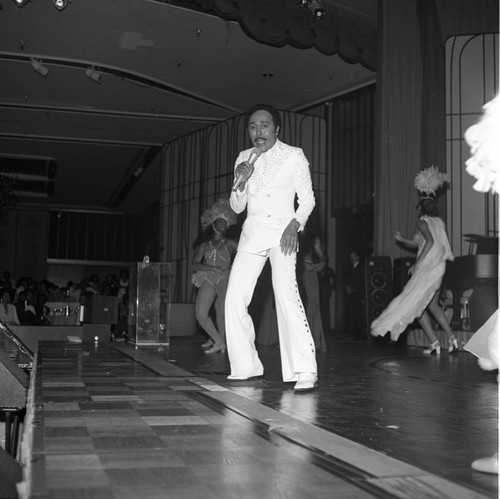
[84,296,119,324]
[0,445,22,498]
[365,256,393,326]
[469,283,498,331]
[0,349,28,408]
[393,257,416,296]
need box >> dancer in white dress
[371,194,458,355]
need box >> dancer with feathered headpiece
[191,198,238,354]
[371,166,457,355]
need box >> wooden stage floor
[18,332,498,498]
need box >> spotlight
[85,66,103,84]
[310,0,326,19]
[299,0,326,19]
[53,0,69,11]
[13,0,30,7]
[30,58,50,77]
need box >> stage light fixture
[13,0,30,7]
[298,0,325,19]
[53,0,69,11]
[85,66,103,84]
[310,0,326,19]
[30,58,50,77]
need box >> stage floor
[19,332,498,498]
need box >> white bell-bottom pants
[225,247,317,381]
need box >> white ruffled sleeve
[464,93,500,194]
[293,149,315,229]
[229,152,248,214]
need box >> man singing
[225,103,318,392]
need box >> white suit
[225,139,317,381]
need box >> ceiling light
[53,0,69,11]
[310,0,326,19]
[85,66,103,84]
[13,0,30,7]
[298,0,326,19]
[30,58,50,77]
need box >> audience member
[16,289,48,325]
[298,224,328,351]
[85,274,100,296]
[345,250,365,340]
[15,277,28,299]
[0,289,20,325]
[102,273,119,296]
[2,271,16,291]
[117,269,129,302]
[66,281,82,302]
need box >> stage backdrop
[445,33,499,256]
[159,111,327,303]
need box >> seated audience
[66,281,82,302]
[85,274,100,296]
[16,289,49,325]
[2,271,15,293]
[102,273,119,296]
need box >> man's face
[350,252,359,265]
[248,110,279,153]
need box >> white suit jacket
[230,140,315,254]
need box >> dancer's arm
[395,230,418,249]
[409,219,434,274]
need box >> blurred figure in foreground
[462,92,500,475]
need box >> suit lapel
[251,141,287,195]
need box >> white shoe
[294,373,318,392]
[471,454,498,474]
[227,373,263,381]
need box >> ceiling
[0,0,377,214]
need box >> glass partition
[128,261,172,346]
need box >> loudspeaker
[0,445,22,498]
[0,349,28,408]
[365,256,393,325]
[87,296,119,324]
[393,257,415,296]
[469,283,498,331]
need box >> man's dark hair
[245,103,282,131]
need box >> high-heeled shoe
[423,341,441,355]
[204,343,226,354]
[448,335,459,353]
[201,340,214,349]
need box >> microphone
[232,148,261,191]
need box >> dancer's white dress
[371,216,454,341]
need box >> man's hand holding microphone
[232,148,261,192]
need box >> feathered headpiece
[200,198,237,230]
[414,165,449,197]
